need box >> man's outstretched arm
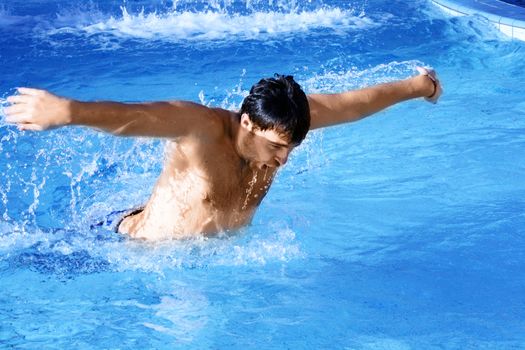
[307,67,442,130]
[3,87,220,138]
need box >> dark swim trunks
[90,206,144,233]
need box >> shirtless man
[4,68,442,240]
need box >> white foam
[93,226,303,273]
[46,6,375,42]
[0,221,303,273]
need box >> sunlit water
[1,0,525,348]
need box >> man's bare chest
[163,140,276,211]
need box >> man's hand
[416,67,442,104]
[4,88,72,131]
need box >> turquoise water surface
[1,0,525,348]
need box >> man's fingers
[416,66,428,76]
[5,114,30,124]
[18,123,43,131]
[5,104,27,115]
[6,95,31,104]
[16,87,44,96]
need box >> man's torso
[118,109,277,239]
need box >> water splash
[1,222,303,276]
[43,4,374,44]
[302,60,427,93]
[242,171,258,210]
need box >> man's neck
[229,112,251,171]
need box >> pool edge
[431,0,525,40]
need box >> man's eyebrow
[269,141,290,147]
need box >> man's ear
[240,113,254,132]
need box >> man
[4,68,442,240]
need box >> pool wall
[432,0,525,40]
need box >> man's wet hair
[240,74,310,145]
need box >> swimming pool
[1,0,525,348]
[432,0,525,40]
[502,0,525,6]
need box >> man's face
[238,114,296,169]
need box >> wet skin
[118,112,295,240]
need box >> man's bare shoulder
[150,100,236,141]
[177,104,237,141]
[207,107,238,139]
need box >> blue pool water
[1,0,525,348]
[501,0,525,7]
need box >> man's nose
[275,151,289,166]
